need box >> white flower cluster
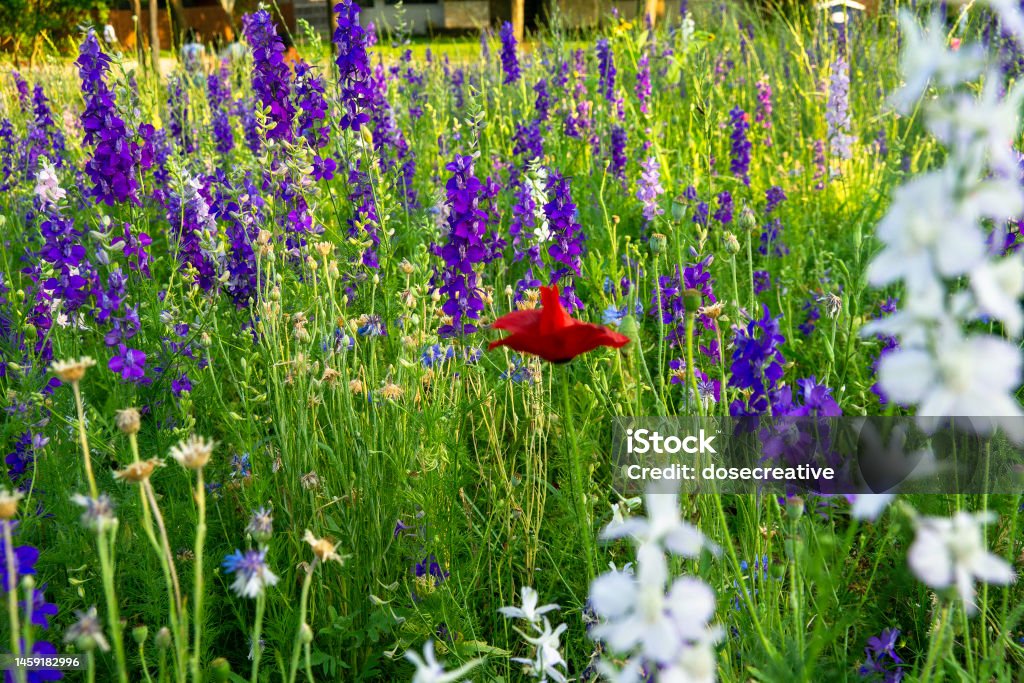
[499,586,568,682]
[865,8,1024,442]
[589,490,722,682]
[866,3,1018,618]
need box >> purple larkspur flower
[728,304,786,419]
[729,107,752,185]
[755,76,773,130]
[166,76,196,154]
[243,9,294,142]
[812,139,827,190]
[0,523,39,589]
[759,218,789,258]
[166,175,222,290]
[713,190,733,225]
[765,185,786,214]
[636,49,652,114]
[108,344,147,382]
[294,60,331,150]
[4,639,63,682]
[545,172,586,311]
[432,155,489,336]
[333,0,374,131]
[514,119,544,161]
[414,554,450,586]
[77,30,149,206]
[22,586,59,630]
[597,38,617,101]
[609,125,627,179]
[346,163,382,270]
[753,270,771,295]
[798,296,821,336]
[875,128,889,157]
[859,628,904,682]
[223,176,265,307]
[499,22,521,84]
[637,156,665,222]
[207,65,235,155]
[534,78,551,121]
[827,56,854,160]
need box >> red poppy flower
[487,285,631,363]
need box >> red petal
[491,309,542,335]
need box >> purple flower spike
[243,9,295,142]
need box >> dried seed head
[381,382,404,401]
[50,356,96,384]
[698,301,725,320]
[113,458,164,483]
[115,407,141,435]
[301,471,321,490]
[0,488,24,520]
[168,435,215,470]
[303,530,343,564]
[349,379,365,394]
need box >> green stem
[249,592,266,683]
[191,469,207,683]
[96,523,129,683]
[684,312,703,416]
[919,602,953,683]
[72,382,98,499]
[560,370,596,581]
[287,560,317,683]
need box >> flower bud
[361,126,374,147]
[786,496,805,521]
[155,627,172,650]
[671,197,687,222]
[209,657,232,682]
[682,288,702,311]
[723,232,740,254]
[738,205,757,232]
[132,625,148,644]
[300,623,314,644]
[649,233,667,254]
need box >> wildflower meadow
[1,0,1024,681]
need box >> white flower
[533,220,552,243]
[498,586,559,624]
[891,11,984,114]
[602,491,718,558]
[867,171,1020,292]
[969,254,1024,337]
[34,158,66,208]
[908,511,1015,614]
[849,494,895,521]
[513,618,568,683]
[926,76,1024,178]
[876,331,1024,442]
[660,627,724,683]
[590,544,719,666]
[404,641,480,683]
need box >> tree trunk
[167,0,189,46]
[131,0,144,70]
[149,0,160,74]
[511,0,524,41]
